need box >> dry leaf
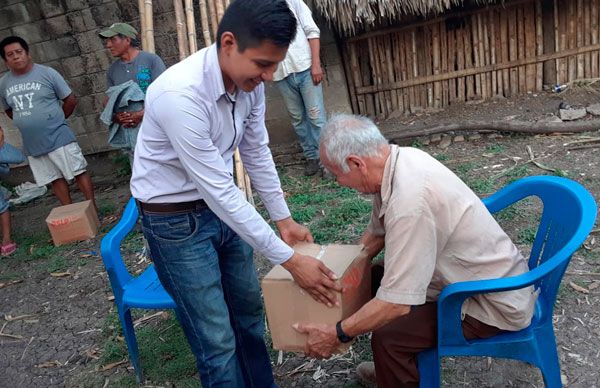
[0,280,23,289]
[569,281,590,294]
[588,281,600,291]
[100,359,128,371]
[4,314,37,322]
[50,272,71,278]
[36,360,62,368]
[107,295,115,301]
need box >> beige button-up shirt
[368,145,538,331]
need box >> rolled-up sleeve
[152,91,294,265]
[293,0,320,39]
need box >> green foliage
[45,256,69,273]
[485,144,505,154]
[99,312,199,386]
[98,200,117,217]
[435,153,449,161]
[467,178,496,195]
[112,151,132,177]
[517,227,537,244]
[411,139,423,148]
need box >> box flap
[46,200,92,222]
[265,242,365,280]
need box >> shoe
[356,362,377,387]
[304,159,321,176]
[1,242,17,256]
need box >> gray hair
[320,113,388,172]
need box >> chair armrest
[436,258,561,346]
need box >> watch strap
[336,320,354,343]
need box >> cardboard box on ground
[262,242,372,352]
[45,200,100,246]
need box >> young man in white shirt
[274,0,326,176]
[130,0,341,386]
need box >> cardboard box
[46,200,100,246]
[262,242,372,352]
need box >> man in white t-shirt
[295,114,538,387]
[274,0,326,176]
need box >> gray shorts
[28,142,88,186]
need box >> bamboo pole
[215,0,225,23]
[143,0,155,53]
[207,0,218,38]
[174,0,189,60]
[184,0,198,53]
[199,0,212,46]
[138,0,148,51]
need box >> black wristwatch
[336,320,354,343]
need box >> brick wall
[0,0,351,154]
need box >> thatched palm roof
[313,0,502,36]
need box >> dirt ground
[1,86,599,388]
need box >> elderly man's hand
[282,253,342,307]
[113,111,144,128]
[276,217,313,246]
[293,322,339,359]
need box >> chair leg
[118,308,143,383]
[535,329,562,388]
[418,349,441,388]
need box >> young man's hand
[281,252,342,307]
[276,217,313,246]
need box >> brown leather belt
[137,199,208,213]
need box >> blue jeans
[0,143,25,175]
[0,143,25,213]
[275,68,326,160]
[140,207,276,388]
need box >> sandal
[1,242,17,256]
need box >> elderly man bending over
[294,114,538,388]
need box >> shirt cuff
[263,234,294,265]
[376,287,426,305]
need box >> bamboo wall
[342,0,600,118]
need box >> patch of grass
[411,139,423,148]
[454,162,481,180]
[112,152,132,177]
[467,178,496,195]
[99,311,199,386]
[495,206,518,222]
[517,227,537,244]
[553,169,568,177]
[435,153,449,161]
[502,165,531,181]
[485,144,505,154]
[45,256,69,273]
[98,200,117,217]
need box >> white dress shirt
[273,0,321,82]
[130,44,294,265]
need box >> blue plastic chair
[100,198,176,383]
[417,176,597,388]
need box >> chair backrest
[100,197,140,301]
[483,176,597,322]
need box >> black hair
[0,36,29,60]
[216,0,297,51]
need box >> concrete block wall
[0,1,351,155]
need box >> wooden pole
[207,0,218,38]
[143,0,155,53]
[138,0,148,51]
[199,0,212,47]
[185,0,198,53]
[174,0,189,60]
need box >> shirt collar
[205,44,230,102]
[378,145,400,218]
